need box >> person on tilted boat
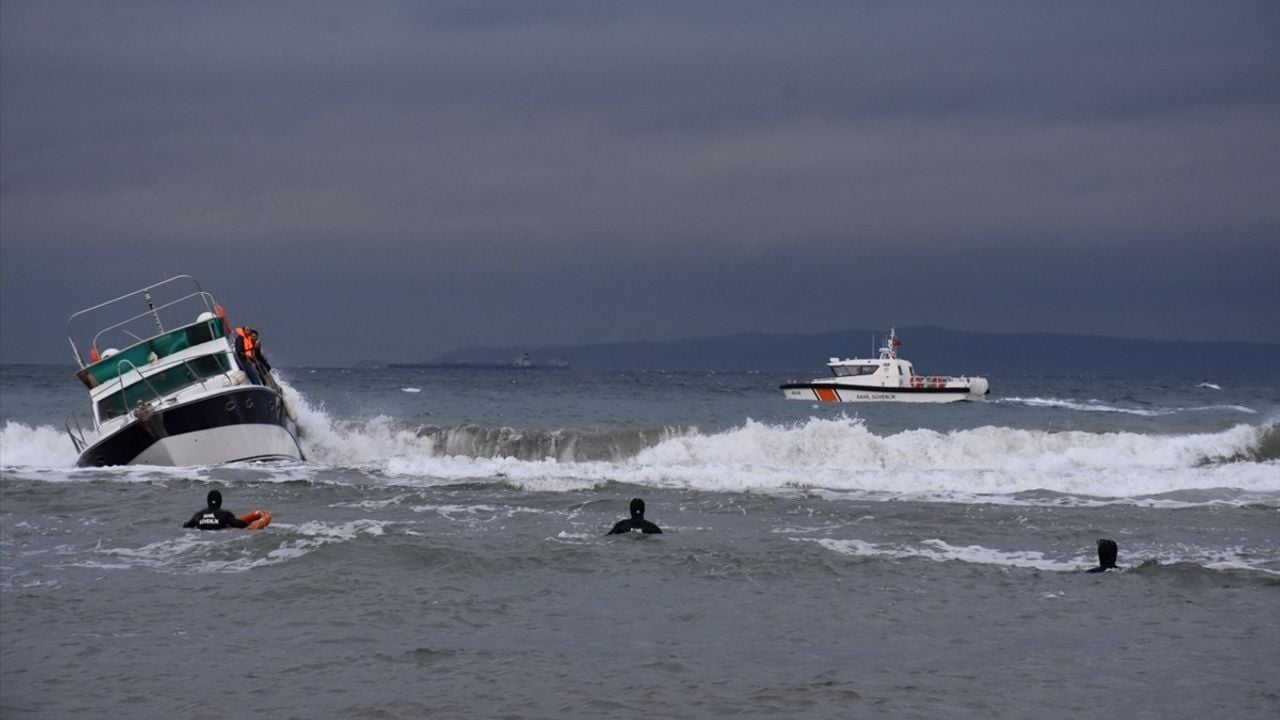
[1086,538,1119,573]
[234,326,264,384]
[248,329,271,373]
[182,489,248,530]
[608,498,663,535]
[234,326,274,385]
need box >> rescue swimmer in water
[1086,538,1119,573]
[607,498,663,535]
[182,489,272,530]
[183,489,246,530]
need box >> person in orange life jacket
[182,489,247,530]
[234,326,269,383]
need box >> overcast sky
[2,1,1277,366]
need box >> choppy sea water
[2,365,1278,719]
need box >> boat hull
[76,385,303,467]
[780,382,986,404]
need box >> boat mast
[144,291,165,334]
[881,327,898,360]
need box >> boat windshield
[831,365,878,377]
[96,354,232,421]
[78,318,226,388]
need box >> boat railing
[82,290,220,365]
[177,356,217,393]
[66,275,217,367]
[103,357,170,421]
[909,375,952,389]
[145,353,230,395]
[64,414,87,454]
[76,314,229,389]
[261,367,283,395]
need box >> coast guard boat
[64,275,305,466]
[779,328,989,404]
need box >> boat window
[831,365,878,377]
[96,354,231,421]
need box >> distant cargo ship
[390,353,570,370]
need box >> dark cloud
[3,1,1278,365]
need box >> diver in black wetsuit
[1086,538,1119,573]
[608,498,663,535]
[182,490,248,530]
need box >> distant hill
[416,326,1280,378]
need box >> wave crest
[4,379,1276,502]
[413,424,691,462]
[1252,422,1280,462]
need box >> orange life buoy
[89,346,101,363]
[239,509,272,530]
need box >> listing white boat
[64,275,305,466]
[780,328,989,404]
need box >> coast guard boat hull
[780,328,989,404]
[65,275,304,467]
[780,382,986,404]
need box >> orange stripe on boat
[815,387,840,403]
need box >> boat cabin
[65,276,251,432]
[825,334,919,383]
[81,314,240,423]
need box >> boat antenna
[144,291,165,334]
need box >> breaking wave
[3,377,1276,503]
[1253,422,1280,462]
[412,424,689,462]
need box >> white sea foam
[1143,541,1280,577]
[998,396,1256,416]
[63,532,274,574]
[804,537,1280,577]
[408,503,547,520]
[347,415,1278,501]
[0,421,78,467]
[289,518,390,539]
[335,495,415,510]
[5,383,1276,504]
[804,537,1084,571]
[131,520,393,573]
